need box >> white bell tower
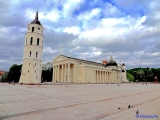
[19,10,44,84]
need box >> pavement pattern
[0,83,160,120]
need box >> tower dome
[31,11,42,25]
[105,56,117,67]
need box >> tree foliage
[6,64,22,83]
[41,67,53,82]
[127,67,160,82]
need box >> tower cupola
[31,11,42,25]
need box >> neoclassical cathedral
[52,55,128,84]
[19,11,128,84]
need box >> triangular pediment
[53,55,69,63]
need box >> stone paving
[0,83,160,120]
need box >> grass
[127,72,135,81]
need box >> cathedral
[52,55,128,84]
[19,10,128,84]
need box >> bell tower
[19,10,44,84]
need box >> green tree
[41,67,53,82]
[137,69,145,81]
[7,64,22,83]
[145,69,154,82]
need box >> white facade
[52,55,128,84]
[19,11,44,84]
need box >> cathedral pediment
[53,55,68,63]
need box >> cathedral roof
[60,55,104,65]
[31,11,42,25]
[105,56,117,67]
[122,63,125,66]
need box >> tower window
[38,27,40,30]
[30,37,33,45]
[35,70,36,73]
[32,27,34,32]
[28,70,29,72]
[36,52,38,58]
[29,63,30,65]
[29,51,32,57]
[35,63,36,66]
[37,38,39,45]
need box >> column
[102,71,103,83]
[109,72,111,83]
[106,71,107,83]
[104,71,106,83]
[57,65,59,82]
[108,72,109,83]
[68,63,70,82]
[96,71,97,83]
[102,71,104,83]
[54,65,57,82]
[62,64,64,83]
[52,66,55,82]
[64,64,66,82]
[109,72,110,83]
[111,71,113,83]
[72,65,75,83]
[100,71,101,83]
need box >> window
[36,52,38,58]
[29,63,30,65]
[36,76,38,79]
[28,70,29,72]
[32,27,34,32]
[29,51,31,57]
[35,70,36,73]
[35,63,36,66]
[38,27,40,30]
[30,37,33,45]
[37,38,39,45]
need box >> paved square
[0,83,160,120]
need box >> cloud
[63,26,80,35]
[0,0,160,71]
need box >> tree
[41,62,53,82]
[145,69,154,82]
[7,64,22,83]
[136,69,145,81]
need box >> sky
[0,0,160,71]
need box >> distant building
[0,70,7,82]
[52,55,128,83]
[19,10,44,84]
